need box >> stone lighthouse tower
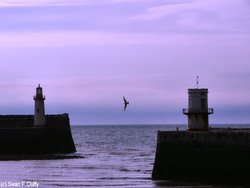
[34,84,46,127]
[183,88,213,131]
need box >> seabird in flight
[123,96,129,111]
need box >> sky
[0,0,250,125]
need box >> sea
[0,124,247,188]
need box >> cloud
[0,31,165,47]
[0,0,149,7]
[0,0,99,6]
[0,30,249,47]
[131,1,191,21]
[112,0,150,3]
[2,0,249,35]
[0,30,168,47]
[130,0,250,32]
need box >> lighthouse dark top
[34,84,46,126]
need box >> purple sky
[0,0,250,125]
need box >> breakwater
[152,129,250,186]
[0,114,76,156]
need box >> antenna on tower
[196,76,199,89]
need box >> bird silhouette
[123,96,129,111]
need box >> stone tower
[183,88,213,131]
[34,84,46,126]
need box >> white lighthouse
[34,84,46,127]
[183,88,213,131]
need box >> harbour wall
[152,130,250,186]
[0,114,76,155]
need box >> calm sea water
[0,124,247,188]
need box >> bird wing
[123,96,129,111]
[124,103,127,111]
